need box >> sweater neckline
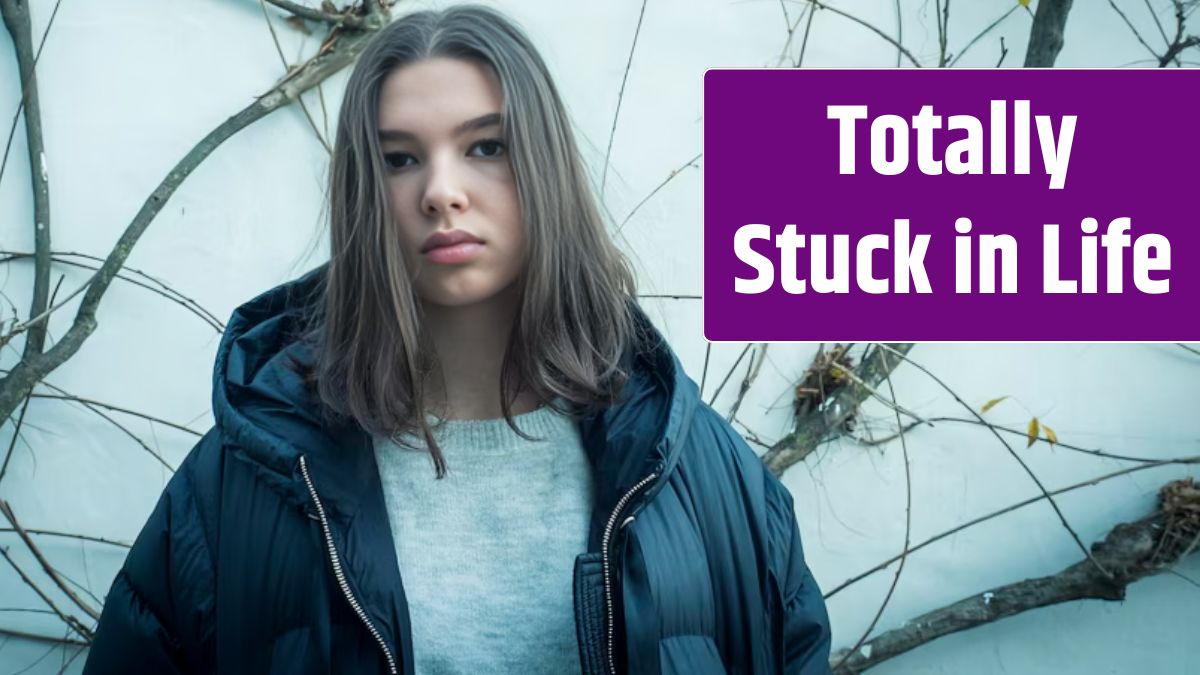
[378,400,576,454]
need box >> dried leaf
[284,15,313,36]
[321,0,338,13]
[1043,423,1058,446]
[1026,417,1039,447]
[980,395,1008,413]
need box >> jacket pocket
[659,634,728,675]
[574,552,606,675]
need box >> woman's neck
[420,282,543,420]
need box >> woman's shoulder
[676,400,792,505]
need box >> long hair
[296,4,640,477]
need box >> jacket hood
[212,263,699,545]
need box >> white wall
[0,0,1196,672]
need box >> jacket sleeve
[83,429,221,674]
[764,467,833,675]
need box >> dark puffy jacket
[83,265,832,674]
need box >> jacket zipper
[298,455,399,675]
[601,471,658,675]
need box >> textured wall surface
[0,1,1196,672]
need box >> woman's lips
[423,241,484,264]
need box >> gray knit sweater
[371,404,593,675]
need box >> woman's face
[377,57,526,309]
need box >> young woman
[84,5,831,674]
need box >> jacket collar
[213,263,698,524]
[211,264,700,661]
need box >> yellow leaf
[1018,0,1030,7]
[1026,417,1039,447]
[1043,424,1058,446]
[981,395,1008,413]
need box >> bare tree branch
[0,0,64,364]
[0,2,391,427]
[830,479,1200,673]
[1160,0,1200,66]
[1024,0,1075,67]
[0,501,100,621]
[824,454,1200,600]
[762,343,914,476]
[262,0,369,29]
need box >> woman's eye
[469,139,506,158]
[383,152,416,170]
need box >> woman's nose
[420,157,469,216]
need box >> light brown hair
[294,4,642,477]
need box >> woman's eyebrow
[378,112,502,141]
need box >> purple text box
[703,69,1199,341]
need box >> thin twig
[796,1,817,67]
[727,344,767,423]
[0,273,64,487]
[0,389,32,485]
[0,251,224,331]
[29,392,203,437]
[707,343,753,406]
[0,627,86,646]
[259,0,333,154]
[0,546,92,640]
[775,2,810,67]
[948,5,1020,67]
[1177,343,1200,357]
[1146,0,1173,47]
[600,0,648,199]
[831,357,929,425]
[872,343,1114,580]
[851,413,1172,464]
[824,453,1200,599]
[0,501,100,621]
[616,152,701,234]
[808,1,922,67]
[1108,0,1162,60]
[832,347,914,671]
[0,528,130,549]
